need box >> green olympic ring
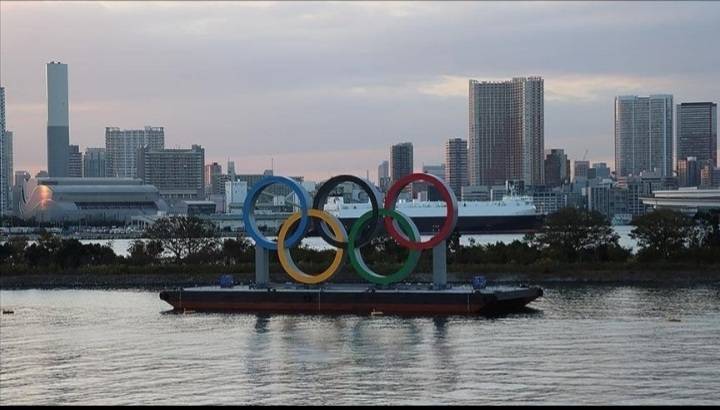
[348,208,421,285]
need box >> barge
[159,284,543,316]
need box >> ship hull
[159,285,543,316]
[337,214,543,235]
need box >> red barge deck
[159,284,543,316]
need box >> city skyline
[1,2,720,181]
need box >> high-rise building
[615,95,674,178]
[46,62,70,177]
[468,77,544,187]
[573,160,590,181]
[227,160,236,178]
[544,149,569,187]
[67,144,82,177]
[83,147,106,177]
[421,164,446,200]
[677,156,701,187]
[205,162,222,187]
[0,86,6,216]
[700,163,720,188]
[445,138,468,198]
[676,102,717,169]
[391,142,413,183]
[592,162,611,179]
[137,144,205,201]
[2,131,12,214]
[377,160,390,192]
[105,126,164,177]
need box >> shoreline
[2,269,719,290]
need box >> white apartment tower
[105,126,165,177]
[614,95,674,177]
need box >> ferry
[324,196,543,234]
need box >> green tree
[528,207,626,263]
[631,209,696,260]
[221,235,253,264]
[127,239,165,265]
[145,216,219,263]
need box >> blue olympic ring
[242,176,311,250]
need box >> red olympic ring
[383,173,458,250]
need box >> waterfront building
[676,102,717,170]
[615,95,674,177]
[19,177,167,223]
[46,62,70,178]
[67,144,82,178]
[205,162,222,188]
[83,147,106,177]
[391,142,413,183]
[421,164,445,200]
[544,149,570,187]
[468,77,544,187]
[105,126,164,178]
[137,145,205,202]
[377,160,390,192]
[641,188,720,213]
[677,156,701,188]
[227,160,236,179]
[212,174,231,196]
[225,180,248,214]
[616,172,677,217]
[445,138,468,198]
[573,160,590,181]
[592,162,611,179]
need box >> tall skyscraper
[105,126,164,177]
[544,149,569,187]
[676,102,717,169]
[468,77,544,187]
[47,62,70,177]
[3,130,14,212]
[83,147,107,177]
[677,156,700,187]
[0,86,6,215]
[614,95,674,177]
[137,145,205,201]
[390,142,413,183]
[67,144,82,177]
[445,138,468,198]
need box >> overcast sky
[1,1,719,181]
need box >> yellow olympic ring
[277,209,347,285]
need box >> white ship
[324,196,541,234]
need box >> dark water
[1,285,719,405]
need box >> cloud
[2,1,719,176]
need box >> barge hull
[159,286,543,316]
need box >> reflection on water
[1,285,718,405]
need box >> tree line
[2,208,720,273]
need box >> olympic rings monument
[160,173,543,315]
